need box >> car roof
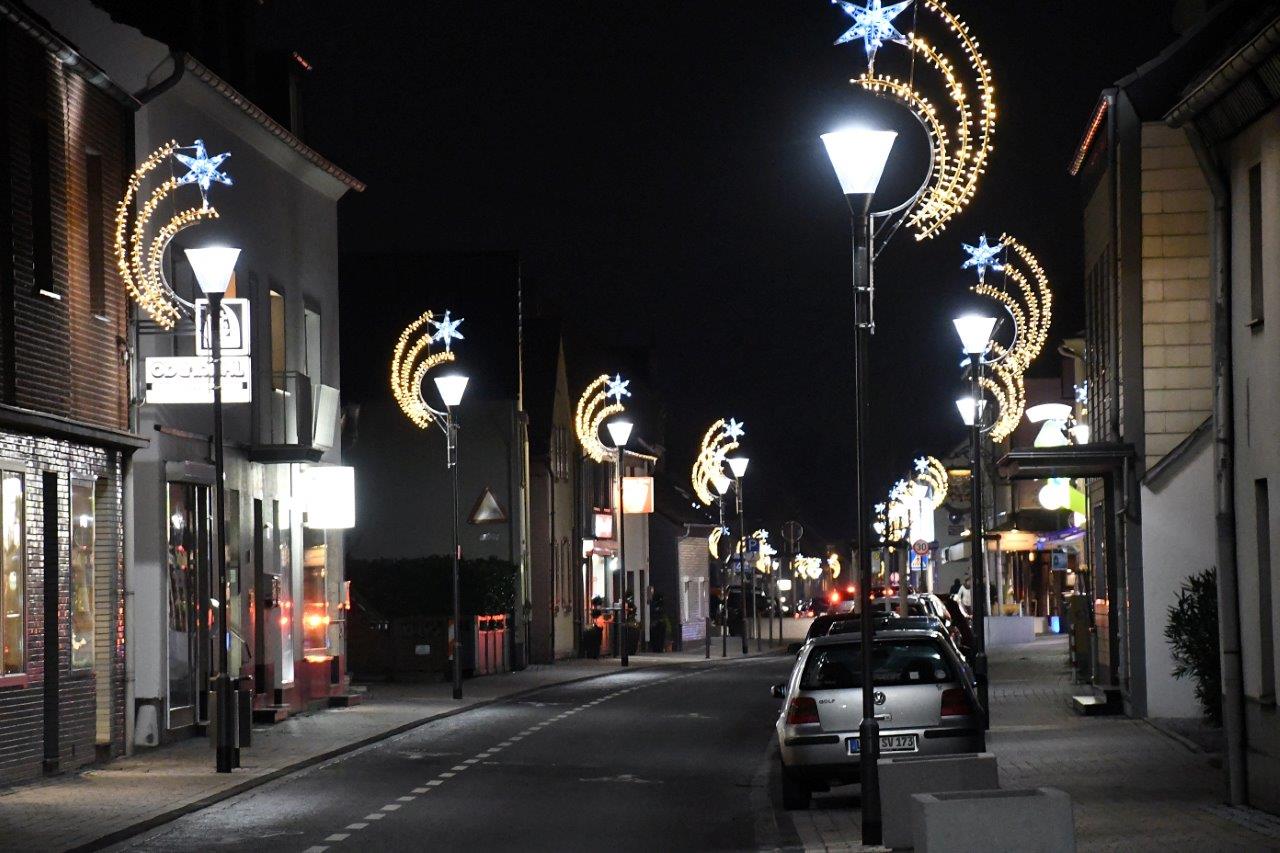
[805,627,947,647]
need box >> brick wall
[0,430,124,784]
[1139,123,1214,469]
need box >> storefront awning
[997,443,1134,480]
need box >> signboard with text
[145,355,252,404]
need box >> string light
[114,139,232,329]
[844,0,997,241]
[574,374,627,463]
[691,418,743,507]
[391,310,458,430]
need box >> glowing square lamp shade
[820,128,897,195]
[956,397,987,427]
[953,314,997,355]
[727,456,750,478]
[606,419,633,448]
[302,465,355,529]
[622,476,655,514]
[434,374,469,408]
[184,246,240,294]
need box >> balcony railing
[251,370,339,462]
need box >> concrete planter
[910,786,1075,852]
[984,615,1038,646]
[879,753,999,849]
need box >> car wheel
[780,763,811,810]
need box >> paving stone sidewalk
[989,635,1280,851]
[0,645,782,853]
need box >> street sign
[911,539,930,556]
[746,537,761,554]
[783,520,804,546]
[195,298,251,356]
[145,355,252,404]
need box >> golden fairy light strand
[390,310,457,430]
[574,375,625,464]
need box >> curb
[77,648,787,852]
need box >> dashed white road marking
[411,787,429,794]
[426,780,443,786]
[345,823,368,830]
[380,803,401,812]
[363,813,386,820]
[397,795,416,802]
[325,834,350,842]
[302,846,329,853]
[439,771,456,778]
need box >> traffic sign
[911,539,930,556]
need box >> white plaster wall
[1140,437,1213,719]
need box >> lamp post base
[858,716,882,845]
[214,673,235,774]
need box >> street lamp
[434,373,469,700]
[713,473,732,657]
[606,419,634,666]
[822,125,896,845]
[185,245,240,774]
[954,313,996,741]
[727,458,752,650]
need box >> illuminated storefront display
[2,472,23,677]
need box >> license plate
[846,734,918,755]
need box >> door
[166,481,211,729]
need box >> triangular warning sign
[469,488,508,524]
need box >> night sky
[263,1,1179,545]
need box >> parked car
[772,626,983,810]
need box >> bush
[1165,567,1221,725]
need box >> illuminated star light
[913,456,930,475]
[832,0,912,62]
[605,374,631,404]
[961,234,1006,283]
[173,139,232,204]
[725,418,745,440]
[429,310,465,352]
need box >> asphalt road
[115,656,806,853]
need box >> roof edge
[1069,92,1113,177]
[182,54,366,192]
[1165,12,1280,126]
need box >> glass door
[166,482,211,729]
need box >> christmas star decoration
[725,418,745,441]
[832,0,912,62]
[173,139,232,205]
[429,310,465,352]
[605,374,631,404]
[914,457,930,475]
[874,502,887,514]
[961,234,1006,283]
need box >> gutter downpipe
[1183,122,1246,806]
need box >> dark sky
[263,1,1179,545]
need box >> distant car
[772,626,983,810]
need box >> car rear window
[800,640,955,690]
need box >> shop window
[302,527,330,655]
[70,479,95,671]
[276,502,295,684]
[2,471,25,676]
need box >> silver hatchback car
[773,627,982,809]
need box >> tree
[1165,567,1221,725]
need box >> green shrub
[1165,567,1221,725]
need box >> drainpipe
[1183,123,1246,806]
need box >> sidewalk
[988,635,1280,851]
[0,643,783,852]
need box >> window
[31,120,56,300]
[302,528,329,655]
[270,289,287,391]
[70,479,95,671]
[85,152,106,318]
[1,471,24,676]
[304,302,322,386]
[800,640,955,690]
[1250,163,1264,326]
[1258,479,1274,703]
[277,503,295,683]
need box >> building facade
[0,6,138,782]
[33,1,363,744]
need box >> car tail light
[940,687,971,717]
[786,696,820,725]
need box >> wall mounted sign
[195,297,251,356]
[145,355,251,404]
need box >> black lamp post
[606,419,634,666]
[435,374,469,700]
[954,314,997,735]
[186,246,241,774]
[727,456,750,654]
[821,127,897,847]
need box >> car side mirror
[771,683,786,699]
[786,642,802,656]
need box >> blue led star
[725,418,745,441]
[914,456,930,475]
[961,234,1006,283]
[874,502,887,515]
[430,310,465,352]
[605,374,631,404]
[832,0,912,63]
[173,139,232,205]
